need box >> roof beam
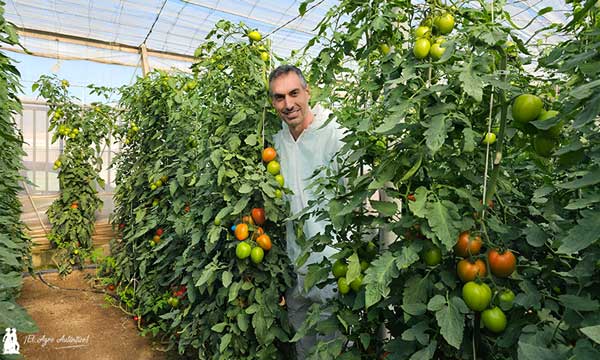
[15,26,196,64]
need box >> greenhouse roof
[2,0,571,72]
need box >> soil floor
[16,269,173,360]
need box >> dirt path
[16,269,171,360]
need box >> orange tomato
[252,226,265,240]
[454,231,483,257]
[256,234,272,251]
[457,258,487,282]
[262,147,277,163]
[234,223,249,241]
[251,207,266,225]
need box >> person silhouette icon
[2,328,19,355]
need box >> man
[269,65,345,357]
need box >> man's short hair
[268,65,308,96]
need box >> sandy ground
[16,269,172,360]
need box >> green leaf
[558,294,599,312]
[435,296,465,349]
[363,251,400,308]
[211,322,227,333]
[565,193,600,210]
[230,110,246,126]
[222,271,233,288]
[244,133,257,146]
[517,341,562,360]
[556,167,600,190]
[426,200,461,251]
[359,333,371,350]
[0,301,38,332]
[232,196,250,215]
[523,222,547,248]
[409,341,437,360]
[427,295,446,311]
[401,303,426,316]
[423,115,447,154]
[408,187,429,218]
[238,183,253,194]
[580,325,600,345]
[400,154,422,182]
[237,313,249,332]
[462,128,477,152]
[219,333,232,352]
[228,281,241,303]
[557,210,600,254]
[401,321,430,345]
[304,263,330,292]
[370,200,398,217]
[458,63,483,102]
[346,253,361,285]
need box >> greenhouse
[1,0,599,359]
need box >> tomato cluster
[412,11,455,60]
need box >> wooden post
[140,43,151,76]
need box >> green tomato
[236,242,252,259]
[536,110,562,138]
[360,260,369,272]
[332,260,348,278]
[350,274,363,292]
[435,13,455,35]
[414,26,430,38]
[379,43,390,55]
[512,94,543,123]
[497,289,515,310]
[429,42,446,60]
[482,132,497,145]
[337,277,350,295]
[168,297,179,307]
[275,174,285,187]
[413,38,431,59]
[155,180,163,187]
[462,281,492,312]
[250,246,264,264]
[482,307,507,333]
[150,184,157,191]
[533,135,556,157]
[422,246,442,266]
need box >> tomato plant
[102,20,295,358]
[0,8,37,335]
[34,75,115,275]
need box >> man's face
[270,72,311,130]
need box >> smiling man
[269,65,345,357]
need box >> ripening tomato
[488,249,516,277]
[248,30,261,42]
[156,228,164,236]
[435,13,455,35]
[262,147,277,163]
[414,26,430,38]
[275,174,285,187]
[242,215,255,225]
[462,281,492,312]
[256,234,272,251]
[251,208,266,225]
[234,223,249,241]
[267,161,281,175]
[454,231,483,257]
[457,258,487,282]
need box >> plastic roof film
[2,0,573,71]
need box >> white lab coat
[274,103,346,357]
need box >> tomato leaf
[219,333,232,352]
[346,253,361,285]
[401,320,430,345]
[458,62,483,102]
[370,200,398,217]
[435,296,465,350]
[580,325,600,345]
[462,127,477,153]
[304,263,330,292]
[426,200,461,251]
[558,294,599,312]
[517,341,563,360]
[363,251,399,308]
[0,301,38,332]
[408,340,436,360]
[556,167,600,190]
[556,210,600,254]
[222,271,233,288]
[423,114,448,154]
[408,187,429,218]
[523,222,547,248]
[427,295,446,312]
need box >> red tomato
[488,249,516,277]
[251,208,266,225]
